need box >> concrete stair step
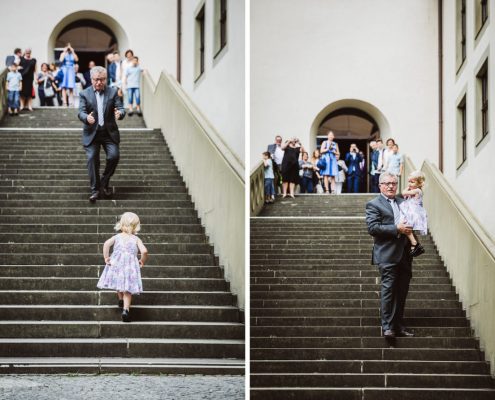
[250,291,459,300]
[0,277,227,291]
[250,308,465,317]
[0,265,221,278]
[250,299,459,308]
[250,337,478,349]
[250,284,454,292]
[250,277,450,285]
[0,321,244,339]
[250,387,495,400]
[250,359,490,374]
[250,326,473,338]
[251,317,470,327]
[0,216,201,224]
[0,357,244,375]
[0,338,244,359]
[251,373,495,388]
[0,224,205,234]
[251,270,446,277]
[0,290,236,306]
[0,305,240,322]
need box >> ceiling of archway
[318,114,379,139]
[56,26,116,51]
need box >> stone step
[0,216,201,225]
[250,308,464,317]
[251,316,470,327]
[0,242,213,254]
[0,224,205,234]
[250,299,458,308]
[0,338,244,359]
[0,253,216,266]
[0,206,197,215]
[0,321,244,340]
[250,337,478,349]
[0,305,240,322]
[0,290,235,306]
[250,277,450,285]
[250,291,458,300]
[0,265,220,278]
[0,277,226,291]
[250,359,489,374]
[250,326,473,338]
[250,387,495,400]
[0,186,188,194]
[250,347,483,361]
[250,270,447,277]
[250,284,453,292]
[0,357,244,375]
[251,373,495,388]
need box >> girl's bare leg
[330,177,336,193]
[323,176,329,192]
[123,292,132,310]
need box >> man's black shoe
[397,329,415,337]
[102,187,113,197]
[382,329,396,338]
[89,191,99,202]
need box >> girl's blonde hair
[409,170,426,189]
[114,212,141,234]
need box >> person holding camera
[59,43,79,106]
[345,143,364,193]
[320,131,340,194]
[281,137,305,198]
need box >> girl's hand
[104,257,111,265]
[139,259,144,268]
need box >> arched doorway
[47,11,130,73]
[310,99,391,193]
[55,20,118,73]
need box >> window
[214,0,227,57]
[457,96,467,168]
[475,0,489,36]
[456,0,467,69]
[195,5,206,80]
[476,60,489,144]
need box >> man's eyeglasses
[381,182,398,187]
[92,78,106,82]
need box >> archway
[310,99,391,193]
[48,11,130,73]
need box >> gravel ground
[0,375,245,400]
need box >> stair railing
[250,161,265,216]
[0,68,8,119]
[141,71,245,310]
[421,159,495,375]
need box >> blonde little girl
[400,170,428,257]
[97,212,148,322]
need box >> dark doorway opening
[55,19,118,72]
[316,108,380,193]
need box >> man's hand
[397,223,413,235]
[114,108,121,119]
[87,112,95,125]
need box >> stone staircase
[0,108,244,374]
[251,194,495,399]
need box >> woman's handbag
[316,157,327,170]
[44,82,55,98]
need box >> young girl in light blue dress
[400,171,428,257]
[97,212,148,322]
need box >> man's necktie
[388,198,401,225]
[97,92,104,126]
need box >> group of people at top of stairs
[263,133,404,200]
[4,46,145,115]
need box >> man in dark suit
[78,66,126,202]
[345,143,363,193]
[5,48,22,69]
[365,171,414,338]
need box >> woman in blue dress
[58,43,79,106]
[320,131,340,193]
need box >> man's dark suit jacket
[5,55,15,67]
[365,195,408,265]
[345,152,363,176]
[77,86,126,146]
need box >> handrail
[421,159,495,375]
[250,161,265,216]
[0,68,8,120]
[143,72,244,181]
[141,70,245,310]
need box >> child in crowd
[299,152,314,194]
[385,143,403,177]
[124,56,144,116]
[6,63,22,116]
[97,212,148,322]
[400,170,428,257]
[263,151,275,204]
